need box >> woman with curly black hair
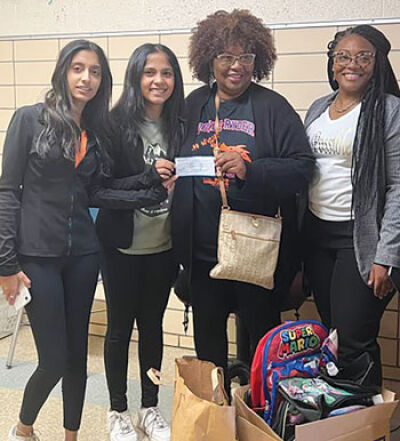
[303,25,400,387]
[172,9,315,394]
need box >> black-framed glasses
[332,51,375,68]
[215,53,256,67]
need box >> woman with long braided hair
[303,25,400,387]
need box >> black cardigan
[172,83,315,293]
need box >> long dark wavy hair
[327,25,400,215]
[36,39,113,164]
[112,43,185,159]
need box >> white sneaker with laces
[137,406,171,441]
[108,410,138,441]
[8,425,40,441]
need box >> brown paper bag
[295,395,397,441]
[171,358,236,441]
[233,385,398,441]
[233,385,280,441]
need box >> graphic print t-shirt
[119,118,172,255]
[193,90,256,262]
[307,103,361,221]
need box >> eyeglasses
[332,51,375,68]
[215,53,256,67]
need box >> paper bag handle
[147,368,172,386]
[211,367,229,406]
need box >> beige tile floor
[0,325,195,441]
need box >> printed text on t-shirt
[197,118,255,137]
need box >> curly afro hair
[189,9,276,84]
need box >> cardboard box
[233,385,398,441]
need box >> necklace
[333,94,360,113]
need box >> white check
[175,156,216,177]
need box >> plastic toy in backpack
[279,377,374,416]
[250,320,338,426]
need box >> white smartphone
[14,285,32,311]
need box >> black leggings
[305,246,394,386]
[191,260,281,393]
[391,267,400,292]
[101,247,174,411]
[19,253,99,431]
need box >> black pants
[191,260,281,393]
[19,253,99,431]
[305,246,394,386]
[391,267,400,292]
[102,247,174,411]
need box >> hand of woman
[368,264,394,299]
[215,152,247,180]
[155,159,175,181]
[162,174,178,193]
[0,271,31,306]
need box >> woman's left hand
[162,174,178,193]
[368,263,394,299]
[215,152,247,180]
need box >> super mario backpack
[250,320,336,425]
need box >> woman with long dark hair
[0,40,169,441]
[95,43,184,441]
[303,25,400,387]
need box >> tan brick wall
[1,22,400,378]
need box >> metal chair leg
[6,307,24,369]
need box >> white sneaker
[137,407,171,441]
[8,425,40,441]
[108,410,138,441]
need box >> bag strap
[214,93,229,210]
[214,92,281,218]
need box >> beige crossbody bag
[209,93,282,290]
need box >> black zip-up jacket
[172,83,315,294]
[0,103,167,276]
[95,116,183,249]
